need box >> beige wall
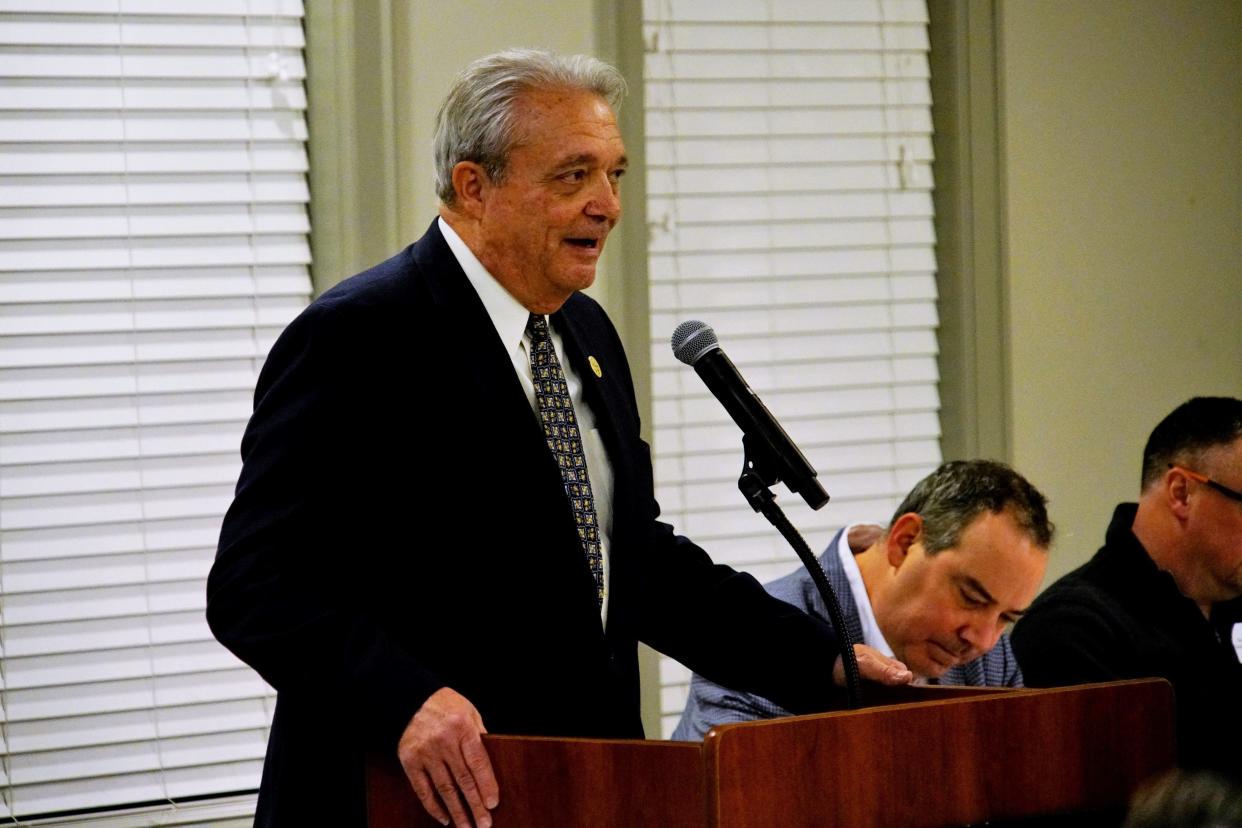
[395,3,602,234]
[998,0,1242,582]
[306,1,641,330]
[304,0,1241,727]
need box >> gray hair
[889,460,1054,554]
[433,48,628,205]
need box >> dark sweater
[1012,503,1242,778]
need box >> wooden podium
[367,679,1174,827]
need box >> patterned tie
[527,313,605,606]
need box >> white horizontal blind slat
[643,0,942,736]
[0,4,304,821]
[0,2,303,17]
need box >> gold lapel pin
[588,355,602,378]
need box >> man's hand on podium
[835,642,914,687]
[397,687,499,828]
[847,524,885,554]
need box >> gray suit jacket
[672,527,1025,740]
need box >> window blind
[642,0,942,737]
[0,1,309,820]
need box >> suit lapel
[412,224,611,630]
[554,304,642,640]
[552,308,628,459]
[410,221,631,481]
[409,221,546,449]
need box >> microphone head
[671,320,719,366]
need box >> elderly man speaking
[207,49,912,828]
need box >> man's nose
[585,175,621,221]
[958,616,1003,655]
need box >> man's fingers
[835,643,914,686]
[397,688,497,828]
[404,765,450,827]
[462,733,500,809]
[427,761,474,828]
[847,523,885,553]
[853,643,914,685]
[445,738,494,828]
[874,661,915,685]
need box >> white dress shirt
[836,527,928,682]
[439,217,615,624]
[835,525,896,658]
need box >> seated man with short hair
[1012,397,1242,778]
[674,460,1053,740]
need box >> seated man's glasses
[1169,465,1242,504]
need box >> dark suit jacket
[207,220,844,825]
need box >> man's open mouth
[566,238,600,249]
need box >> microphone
[671,320,829,510]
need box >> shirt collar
[439,216,531,353]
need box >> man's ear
[450,161,489,218]
[885,512,923,569]
[1164,466,1193,522]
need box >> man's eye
[561,170,586,183]
[611,168,626,182]
[961,591,988,607]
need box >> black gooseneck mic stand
[737,434,863,710]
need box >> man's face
[873,510,1047,679]
[1183,438,1242,602]
[472,87,627,312]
